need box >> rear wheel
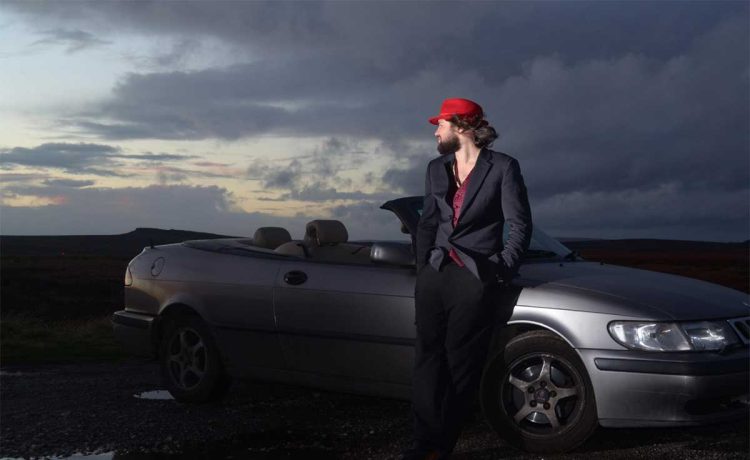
[159,314,231,403]
[480,330,598,453]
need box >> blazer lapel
[435,154,455,216]
[456,148,492,225]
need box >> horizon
[1,226,748,245]
[1,2,748,242]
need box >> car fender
[159,293,212,323]
[508,305,628,350]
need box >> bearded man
[403,98,533,460]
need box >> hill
[0,228,233,258]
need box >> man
[404,98,533,459]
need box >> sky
[0,1,748,241]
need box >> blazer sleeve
[499,158,533,280]
[415,163,439,272]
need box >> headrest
[304,220,348,246]
[253,227,292,249]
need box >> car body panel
[578,347,749,426]
[516,262,749,320]
[113,196,749,429]
[274,259,415,383]
[125,244,287,371]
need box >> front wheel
[159,314,231,403]
[480,330,598,453]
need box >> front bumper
[111,310,157,358]
[579,347,749,427]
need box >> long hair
[450,114,499,149]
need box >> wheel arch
[489,321,577,357]
[481,320,600,452]
[153,303,203,355]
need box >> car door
[273,258,416,385]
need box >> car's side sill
[229,364,412,400]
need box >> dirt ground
[1,358,747,459]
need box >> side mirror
[370,242,415,267]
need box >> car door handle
[283,270,308,285]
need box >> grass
[0,314,130,365]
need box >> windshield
[406,198,572,259]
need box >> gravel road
[1,358,747,459]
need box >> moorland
[1,229,747,364]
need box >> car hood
[517,261,749,320]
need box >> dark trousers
[411,262,501,453]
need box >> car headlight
[680,321,740,351]
[608,320,740,352]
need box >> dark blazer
[415,148,533,284]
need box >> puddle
[0,371,27,377]
[133,390,174,400]
[0,452,114,459]
[2,434,339,459]
[2,447,336,459]
[56,453,115,459]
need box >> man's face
[435,119,459,156]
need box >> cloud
[1,184,242,235]
[0,143,119,170]
[0,183,407,240]
[246,137,381,201]
[1,2,748,241]
[7,2,743,73]
[31,28,110,53]
[0,172,53,183]
[382,35,749,200]
[121,152,197,161]
[533,183,749,241]
[42,178,95,188]
[0,142,197,177]
[330,200,407,241]
[280,182,395,203]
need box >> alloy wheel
[501,352,584,435]
[166,327,208,390]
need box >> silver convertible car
[112,196,749,453]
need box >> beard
[436,133,460,156]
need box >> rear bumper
[111,310,157,358]
[580,348,750,427]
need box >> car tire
[480,330,598,453]
[159,314,231,403]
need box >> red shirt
[447,163,472,266]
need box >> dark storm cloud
[8,1,742,73]
[281,183,394,203]
[532,184,749,241]
[7,1,743,143]
[0,143,196,176]
[0,172,52,183]
[122,152,197,161]
[0,143,119,171]
[31,28,110,53]
[3,1,748,240]
[247,159,303,189]
[331,200,406,241]
[246,137,376,201]
[43,178,95,188]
